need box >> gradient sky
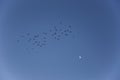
[0,0,120,80]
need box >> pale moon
[79,56,82,59]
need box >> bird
[68,25,72,28]
[26,33,30,36]
[17,40,20,43]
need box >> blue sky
[0,0,120,80]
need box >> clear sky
[0,0,120,80]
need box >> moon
[79,56,82,60]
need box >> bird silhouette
[17,21,73,50]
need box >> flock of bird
[17,21,73,49]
